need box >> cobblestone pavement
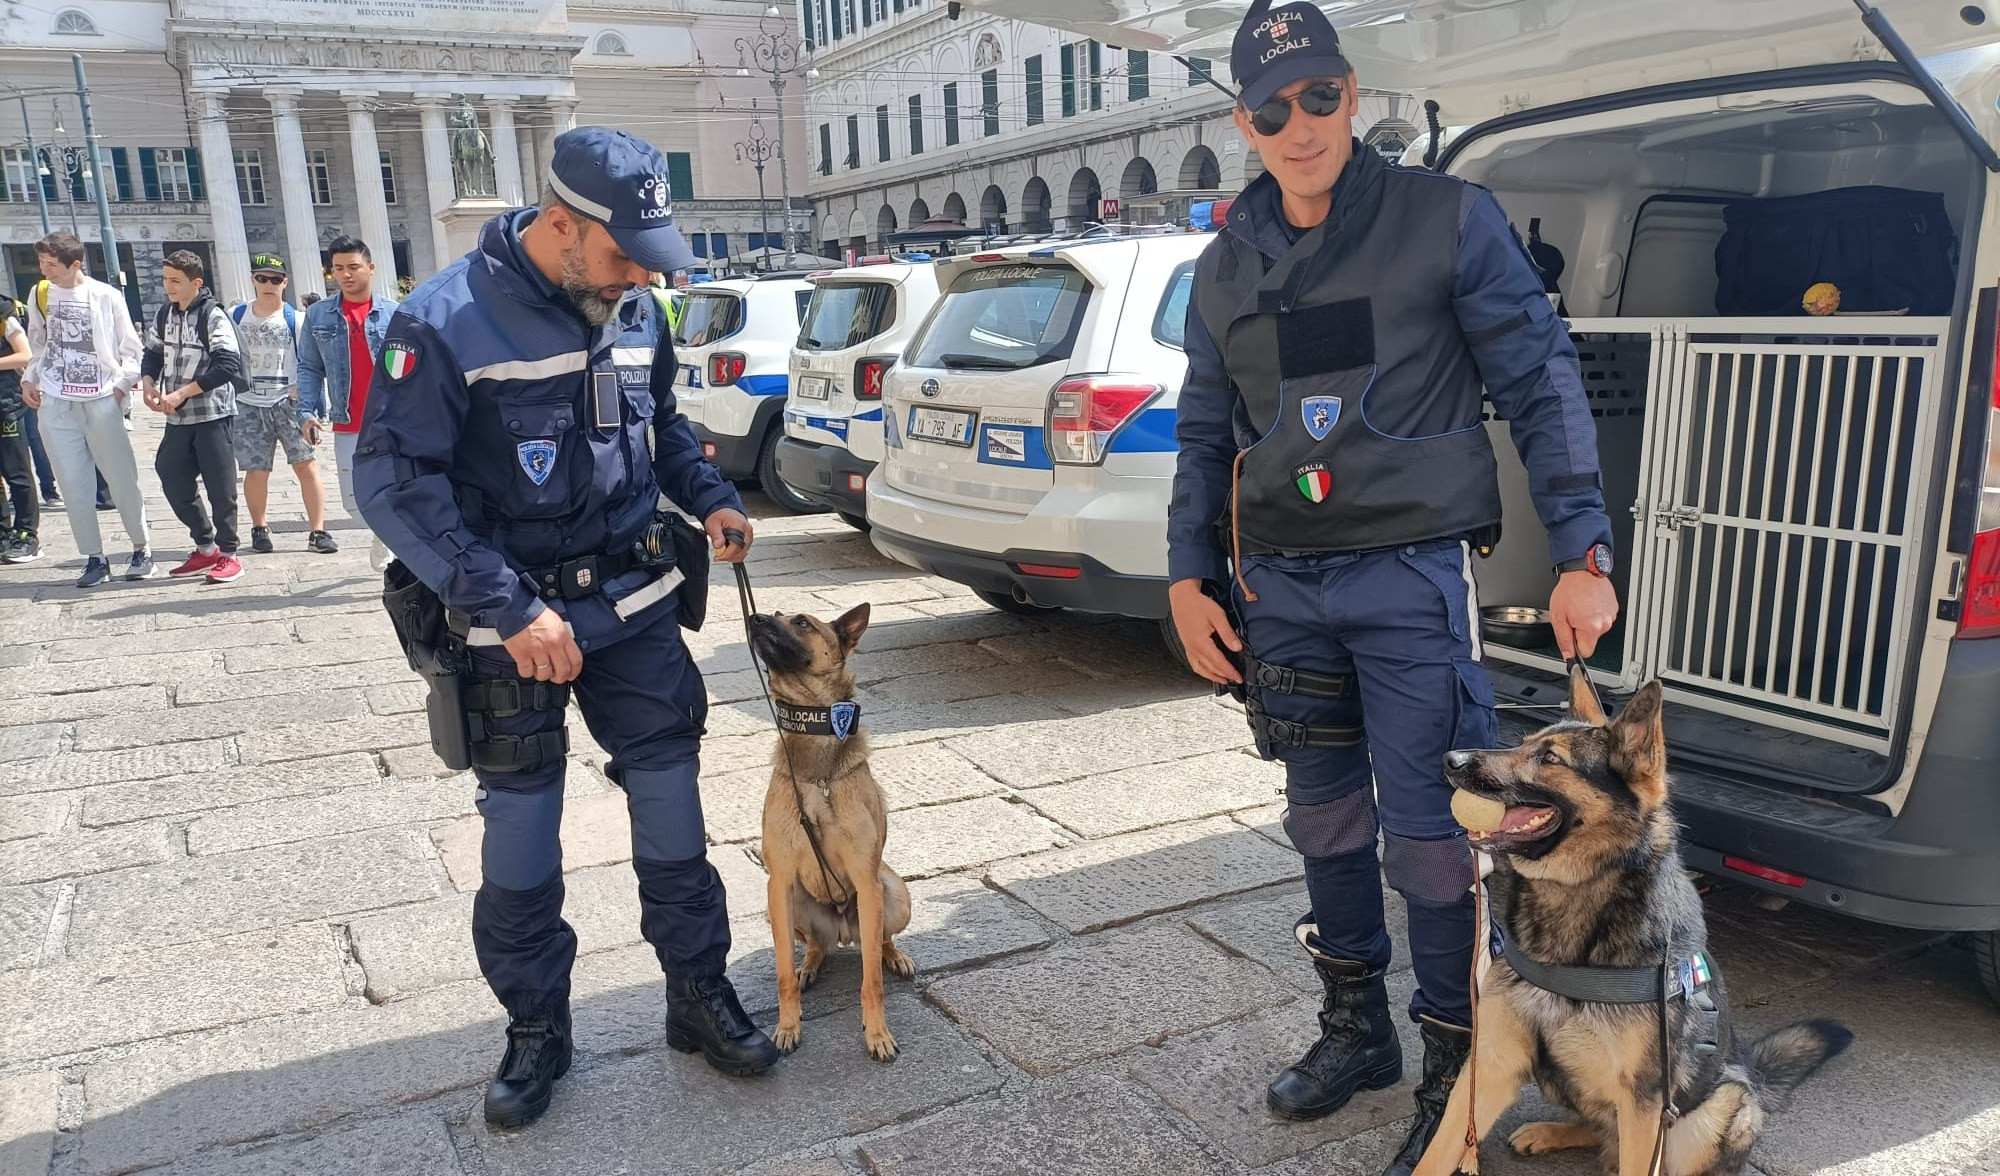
[3,412,1997,1176]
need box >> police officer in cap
[1168,3,1619,1170]
[354,126,779,1128]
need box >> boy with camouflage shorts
[233,254,334,554]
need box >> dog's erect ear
[831,602,871,654]
[1567,660,1607,726]
[1608,679,1667,807]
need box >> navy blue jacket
[1169,165,1614,586]
[353,210,742,642]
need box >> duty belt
[523,549,646,601]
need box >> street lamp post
[735,4,819,265]
[733,117,776,270]
[36,106,90,243]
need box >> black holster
[382,559,473,771]
[664,512,711,632]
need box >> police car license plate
[908,406,974,446]
[798,375,831,400]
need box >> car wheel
[755,428,827,515]
[973,587,1058,616]
[837,511,869,532]
[1975,929,2000,1010]
[1158,615,1199,677]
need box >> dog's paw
[1509,1121,1595,1156]
[772,1023,802,1054]
[865,1026,899,1062]
[884,947,915,978]
[799,961,823,990]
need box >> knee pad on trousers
[1381,831,1476,905]
[477,779,566,891]
[621,764,707,862]
[1283,789,1379,859]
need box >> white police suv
[865,229,1203,616]
[776,259,944,530]
[670,272,817,511]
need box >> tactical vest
[1193,159,1503,557]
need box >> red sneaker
[205,554,245,584]
[169,548,225,578]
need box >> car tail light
[854,356,893,401]
[708,352,747,387]
[1723,856,1806,888]
[1959,323,2000,638]
[1013,562,1081,578]
[1047,375,1162,465]
[969,253,1007,262]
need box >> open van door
[960,0,2000,125]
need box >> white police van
[866,228,1203,616]
[775,259,944,529]
[962,0,2000,1003]
[670,272,817,511]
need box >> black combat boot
[1267,930,1403,1120]
[664,972,782,1076]
[1380,1015,1474,1175]
[483,1002,573,1128]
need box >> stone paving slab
[867,742,1006,810]
[846,640,1005,687]
[858,1069,1231,1176]
[1187,884,1414,989]
[844,606,1039,653]
[0,685,168,729]
[0,886,58,971]
[71,690,372,753]
[0,655,205,700]
[0,796,64,843]
[0,1071,59,1176]
[0,925,348,1063]
[0,740,237,797]
[76,754,385,828]
[186,776,478,856]
[147,596,380,634]
[141,1108,468,1176]
[363,680,429,716]
[67,829,443,954]
[856,691,1074,749]
[1014,749,1283,838]
[222,641,399,674]
[236,713,432,765]
[883,796,1070,879]
[986,816,1302,934]
[925,921,1295,1076]
[291,611,397,645]
[473,993,1000,1176]
[1234,800,1292,850]
[945,697,1251,788]
[0,725,61,765]
[172,658,411,706]
[46,621,294,664]
[864,661,1082,707]
[0,823,174,887]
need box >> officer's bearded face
[560,220,643,327]
[1235,74,1358,211]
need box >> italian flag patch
[382,344,417,381]
[1294,462,1331,503]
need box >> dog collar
[1488,885,1715,1006]
[774,699,861,740]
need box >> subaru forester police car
[865,228,1203,616]
[776,259,944,529]
[670,272,817,511]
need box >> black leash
[726,529,852,913]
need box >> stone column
[265,87,325,302]
[517,122,540,204]
[341,90,399,289]
[484,95,524,207]
[541,97,577,169]
[192,89,254,307]
[413,93,458,273]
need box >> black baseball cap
[544,126,697,273]
[250,252,287,276]
[1231,0,1351,112]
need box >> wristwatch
[1555,543,1613,578]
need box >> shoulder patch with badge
[382,343,418,381]
[1301,395,1341,441]
[1294,461,1331,504]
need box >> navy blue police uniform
[354,128,779,1127]
[1169,5,1616,1171]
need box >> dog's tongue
[1496,804,1555,833]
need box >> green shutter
[801,0,815,48]
[1128,50,1148,100]
[1026,57,1043,126]
[845,115,859,168]
[943,83,959,146]
[980,71,999,137]
[908,94,923,155]
[819,123,832,175]
[876,105,890,162]
[666,152,694,201]
[109,148,132,201]
[1187,56,1212,88]
[1060,44,1075,117]
[185,147,205,202]
[1088,41,1102,110]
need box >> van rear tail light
[1723,856,1806,888]
[708,352,747,387]
[1959,313,2000,639]
[854,356,893,401]
[1047,376,1161,465]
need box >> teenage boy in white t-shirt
[231,254,334,554]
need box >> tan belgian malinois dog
[747,601,913,1061]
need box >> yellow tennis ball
[1803,282,1841,316]
[1451,789,1508,834]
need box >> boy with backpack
[231,254,334,554]
[140,250,247,584]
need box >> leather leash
[726,528,852,913]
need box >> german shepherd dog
[1414,670,1851,1176]
[746,601,914,1062]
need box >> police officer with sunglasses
[1168,3,1619,1171]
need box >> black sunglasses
[1248,81,1345,137]
[253,273,286,285]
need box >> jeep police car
[669,272,817,511]
[776,259,944,529]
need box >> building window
[860,0,870,29]
[233,149,266,206]
[380,151,398,204]
[908,94,923,155]
[979,71,998,137]
[844,114,860,169]
[842,0,856,37]
[305,148,333,205]
[828,0,841,39]
[51,8,97,34]
[801,2,815,51]
[1187,56,1214,88]
[942,83,959,147]
[1127,49,1148,100]
[1060,44,1076,118]
[876,104,890,163]
[155,147,196,202]
[593,31,630,55]
[2,148,38,203]
[666,152,693,201]
[1025,56,1043,126]
[818,123,833,176]
[1088,41,1102,110]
